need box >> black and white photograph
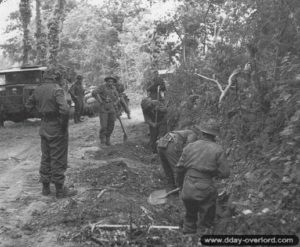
[0,0,299,246]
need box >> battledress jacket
[69,82,85,100]
[25,79,70,138]
[176,139,230,201]
[158,129,198,153]
[92,84,119,113]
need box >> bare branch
[219,68,242,103]
[194,68,242,105]
[194,73,224,93]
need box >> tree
[47,0,65,67]
[35,0,47,65]
[19,0,32,65]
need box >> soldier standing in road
[69,75,85,123]
[157,126,202,190]
[176,120,230,234]
[25,69,77,199]
[92,76,119,146]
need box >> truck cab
[0,66,47,126]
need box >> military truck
[0,66,47,126]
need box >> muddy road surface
[0,108,190,247]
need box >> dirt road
[0,108,187,247]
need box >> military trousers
[99,111,116,139]
[157,141,183,188]
[183,197,216,233]
[149,123,167,153]
[74,98,84,123]
[182,177,218,233]
[40,132,68,185]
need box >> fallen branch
[97,189,109,199]
[140,206,154,222]
[93,224,180,231]
[194,67,242,105]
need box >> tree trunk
[19,0,32,65]
[47,0,65,68]
[35,0,47,65]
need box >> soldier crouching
[176,120,230,234]
[157,126,202,190]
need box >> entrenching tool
[147,187,180,205]
[117,116,128,142]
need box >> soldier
[92,76,119,146]
[146,70,166,100]
[25,69,77,199]
[69,75,85,123]
[113,79,131,119]
[176,120,230,234]
[141,73,168,153]
[157,126,202,190]
[141,97,167,153]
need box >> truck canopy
[0,66,47,85]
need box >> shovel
[117,116,128,142]
[147,187,180,205]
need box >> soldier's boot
[42,183,51,196]
[105,136,111,146]
[55,183,77,199]
[127,112,131,119]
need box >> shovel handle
[165,187,180,197]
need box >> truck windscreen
[5,71,42,85]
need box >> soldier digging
[176,120,230,234]
[157,125,203,190]
[141,70,168,153]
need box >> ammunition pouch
[157,132,177,148]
